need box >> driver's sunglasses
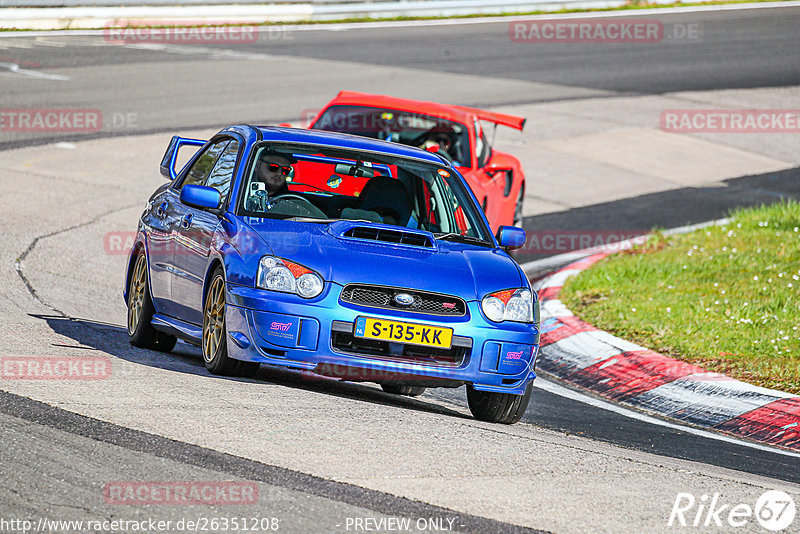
[262,162,292,176]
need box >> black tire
[202,267,260,378]
[127,252,177,353]
[466,382,532,424]
[380,383,427,397]
[513,185,525,229]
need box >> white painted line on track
[661,217,732,236]
[0,1,798,37]
[123,42,274,60]
[0,61,69,80]
[535,377,800,459]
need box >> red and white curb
[527,244,800,452]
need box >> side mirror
[496,226,526,250]
[160,136,206,180]
[484,151,514,174]
[484,152,518,196]
[486,165,513,177]
[180,185,221,212]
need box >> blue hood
[238,217,524,301]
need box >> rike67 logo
[668,490,796,531]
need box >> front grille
[331,331,466,367]
[340,284,467,316]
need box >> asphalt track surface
[3,5,800,150]
[1,6,800,532]
[241,9,800,95]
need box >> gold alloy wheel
[203,274,226,363]
[127,254,147,336]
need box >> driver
[255,152,294,196]
[247,152,295,211]
[419,128,461,166]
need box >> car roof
[247,125,450,166]
[321,91,526,131]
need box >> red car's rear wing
[453,106,526,131]
[452,105,526,131]
[331,91,526,131]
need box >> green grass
[560,200,800,394]
[0,0,794,32]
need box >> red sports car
[306,91,527,232]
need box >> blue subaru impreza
[124,125,540,423]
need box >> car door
[143,186,182,317]
[171,137,239,325]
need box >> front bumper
[225,282,539,394]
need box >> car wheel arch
[203,258,225,306]
[124,240,147,305]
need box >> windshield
[310,105,470,167]
[238,143,492,243]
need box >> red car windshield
[310,105,470,167]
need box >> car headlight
[256,256,324,298]
[481,288,535,323]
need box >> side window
[180,139,228,189]
[475,120,491,168]
[205,140,239,202]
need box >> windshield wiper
[286,217,339,223]
[287,217,388,224]
[434,233,492,246]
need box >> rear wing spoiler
[160,136,206,180]
[452,106,526,131]
[334,91,526,131]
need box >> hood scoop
[343,226,434,248]
[330,221,434,248]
